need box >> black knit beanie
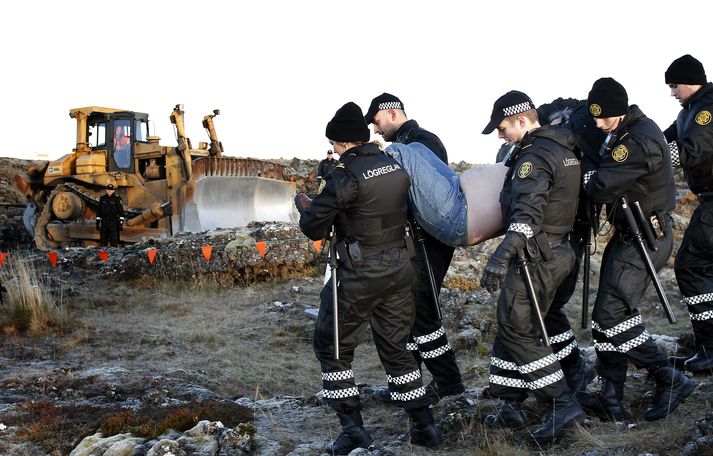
[587,77,629,118]
[665,54,707,85]
[325,102,370,142]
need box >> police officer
[294,102,441,454]
[364,93,464,403]
[580,77,693,422]
[96,183,124,247]
[483,101,599,402]
[481,91,585,443]
[317,149,338,183]
[663,55,713,374]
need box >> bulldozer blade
[181,176,297,232]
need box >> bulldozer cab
[85,111,149,173]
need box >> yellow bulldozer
[14,105,297,250]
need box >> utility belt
[616,210,670,236]
[616,209,671,251]
[335,238,406,271]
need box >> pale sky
[2,0,711,164]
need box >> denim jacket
[386,142,468,246]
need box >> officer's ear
[517,115,528,128]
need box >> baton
[517,250,550,346]
[328,225,340,359]
[412,221,443,321]
[619,197,676,324]
[632,201,658,252]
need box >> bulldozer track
[34,185,64,251]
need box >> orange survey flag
[48,252,58,267]
[98,251,109,262]
[312,240,322,252]
[201,245,213,262]
[147,248,157,264]
[0,252,7,268]
[255,241,267,257]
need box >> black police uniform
[96,192,124,247]
[391,119,463,397]
[583,105,676,384]
[665,82,713,361]
[298,142,431,413]
[488,125,580,403]
[317,157,338,180]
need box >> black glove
[95,218,101,231]
[294,193,312,214]
[480,231,526,293]
[119,217,125,231]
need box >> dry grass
[0,253,69,333]
[75,279,331,399]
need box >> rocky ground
[1,157,713,456]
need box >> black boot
[325,410,373,455]
[425,379,465,403]
[644,365,695,421]
[531,394,586,443]
[579,378,628,422]
[399,406,442,448]
[562,356,596,396]
[484,401,528,430]
[684,351,713,374]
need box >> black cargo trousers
[546,226,588,371]
[408,229,462,388]
[489,242,575,402]
[314,246,431,413]
[674,199,713,351]
[591,227,672,383]
[100,219,120,247]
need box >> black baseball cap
[364,93,404,124]
[482,90,536,134]
[106,183,115,190]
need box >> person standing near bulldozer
[294,102,441,454]
[316,149,338,184]
[96,183,124,247]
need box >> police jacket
[299,143,410,247]
[317,158,338,178]
[664,82,713,194]
[394,120,448,164]
[585,105,675,228]
[97,194,124,221]
[500,125,580,239]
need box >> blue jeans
[386,142,468,247]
